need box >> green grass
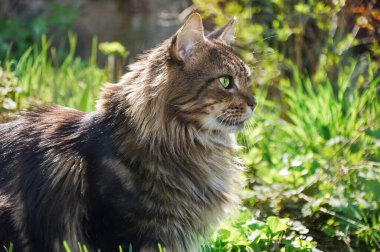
[2,33,109,112]
[1,36,379,251]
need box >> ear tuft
[172,13,206,62]
[207,17,236,45]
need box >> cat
[0,13,256,252]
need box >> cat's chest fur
[84,126,240,251]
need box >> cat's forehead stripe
[224,51,247,76]
[208,45,249,78]
[221,52,248,78]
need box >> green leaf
[217,228,231,240]
[79,84,90,111]
[63,241,72,252]
[266,216,289,234]
[157,243,166,252]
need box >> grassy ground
[1,36,379,252]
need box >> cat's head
[167,13,256,132]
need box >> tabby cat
[0,13,256,252]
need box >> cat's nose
[247,96,257,110]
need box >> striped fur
[0,14,255,251]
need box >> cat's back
[0,106,92,192]
[0,106,88,169]
[0,106,96,189]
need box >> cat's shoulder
[22,105,86,121]
[0,105,91,146]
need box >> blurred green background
[0,0,379,251]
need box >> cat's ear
[172,13,206,61]
[207,17,236,45]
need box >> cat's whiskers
[251,58,276,65]
[249,50,276,71]
[250,33,278,46]
[241,117,258,151]
[215,111,231,136]
[218,115,231,143]
[215,110,230,122]
[250,50,275,57]
[261,34,278,42]
[241,123,249,151]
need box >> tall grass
[2,33,109,112]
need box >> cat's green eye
[219,76,232,89]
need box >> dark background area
[0,0,192,62]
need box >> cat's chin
[214,124,245,133]
[220,122,245,132]
[200,118,247,133]
[216,118,246,132]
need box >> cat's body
[0,14,255,251]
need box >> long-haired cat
[0,13,256,252]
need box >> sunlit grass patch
[2,33,109,112]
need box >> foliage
[235,58,380,251]
[194,0,380,88]
[202,209,318,251]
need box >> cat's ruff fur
[0,14,255,252]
